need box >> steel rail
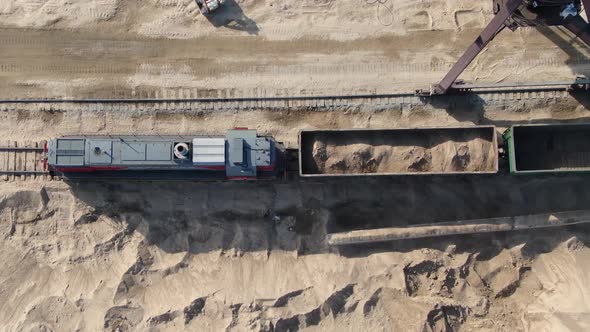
[0,93,414,104]
[450,79,590,90]
[0,147,44,152]
[0,171,48,175]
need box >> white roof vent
[192,138,225,165]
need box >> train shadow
[324,173,590,261]
[68,173,590,260]
[202,0,259,35]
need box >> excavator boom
[420,0,590,96]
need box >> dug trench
[2,173,590,330]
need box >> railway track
[0,81,587,182]
[0,81,587,113]
[0,142,49,181]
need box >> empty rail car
[44,124,590,180]
[504,123,590,174]
[47,129,285,180]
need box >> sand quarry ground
[2,0,590,331]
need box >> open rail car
[299,126,499,177]
[504,123,590,174]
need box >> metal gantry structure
[419,0,590,96]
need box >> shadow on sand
[422,23,590,122]
[202,0,259,35]
[426,91,590,126]
[68,173,590,261]
[535,24,590,77]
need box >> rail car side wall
[299,126,499,177]
[504,123,590,174]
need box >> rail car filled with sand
[299,126,499,177]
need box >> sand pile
[1,177,590,331]
[0,0,589,330]
[308,131,497,175]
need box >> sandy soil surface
[0,0,590,98]
[304,129,496,174]
[1,0,590,331]
[0,100,589,331]
[2,175,590,331]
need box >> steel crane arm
[429,0,524,95]
[564,14,590,47]
[584,0,590,21]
